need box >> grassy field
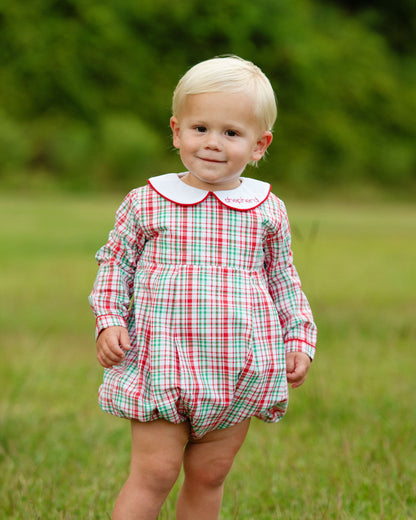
[1,192,415,519]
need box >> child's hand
[96,326,131,368]
[286,352,311,389]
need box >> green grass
[1,193,415,519]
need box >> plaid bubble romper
[89,173,317,438]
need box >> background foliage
[0,0,415,194]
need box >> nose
[204,132,222,150]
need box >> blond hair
[172,55,277,132]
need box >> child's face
[170,92,272,191]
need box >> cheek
[177,132,198,151]
[232,143,256,162]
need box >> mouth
[198,156,226,164]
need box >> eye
[225,129,239,137]
[194,126,207,133]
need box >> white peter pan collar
[148,173,271,211]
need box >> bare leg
[112,419,189,520]
[176,419,250,520]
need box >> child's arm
[89,191,146,342]
[265,198,317,370]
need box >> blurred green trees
[0,0,415,193]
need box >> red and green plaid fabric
[89,179,316,438]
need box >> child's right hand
[96,326,131,368]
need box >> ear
[170,116,181,149]
[251,131,273,162]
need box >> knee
[149,456,182,492]
[184,456,234,489]
[131,454,182,494]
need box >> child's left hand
[286,352,311,388]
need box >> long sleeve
[264,200,317,360]
[88,191,146,339]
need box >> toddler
[89,55,317,520]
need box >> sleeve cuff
[285,339,316,361]
[95,314,128,340]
